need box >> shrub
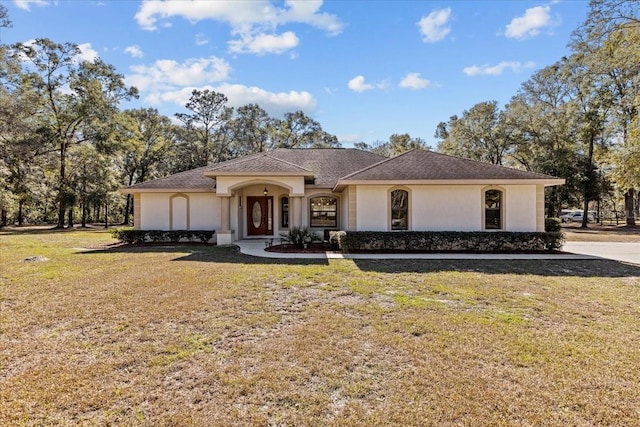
[545,217,562,232]
[288,226,320,248]
[111,228,215,244]
[340,231,564,253]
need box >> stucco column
[217,195,235,245]
[291,196,303,228]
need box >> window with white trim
[310,196,337,227]
[485,189,502,229]
[390,189,409,230]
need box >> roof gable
[204,152,312,176]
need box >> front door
[247,196,273,236]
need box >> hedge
[110,228,215,244]
[339,231,564,253]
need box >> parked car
[561,210,596,223]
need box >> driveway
[563,241,640,265]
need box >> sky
[1,0,591,147]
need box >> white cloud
[146,83,316,117]
[195,33,209,46]
[76,43,99,62]
[228,31,299,55]
[505,6,552,39]
[134,0,343,55]
[348,75,374,92]
[124,45,144,58]
[463,61,536,76]
[399,72,431,90]
[418,8,451,43]
[126,56,231,91]
[13,0,50,11]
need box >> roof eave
[334,178,565,191]
[120,188,216,194]
[204,171,312,178]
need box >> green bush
[110,228,215,244]
[545,217,562,232]
[340,231,564,253]
[288,226,320,248]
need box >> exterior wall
[136,183,542,235]
[190,194,219,229]
[139,192,219,230]
[356,185,389,231]
[216,176,305,196]
[504,185,538,232]
[354,184,539,232]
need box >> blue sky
[2,0,589,147]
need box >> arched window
[310,196,337,227]
[390,189,409,230]
[281,196,289,228]
[485,189,503,230]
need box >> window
[310,196,337,227]
[485,189,502,229]
[390,189,409,230]
[281,197,289,228]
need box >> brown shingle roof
[340,149,560,182]
[265,148,387,187]
[125,165,216,191]
[204,152,313,175]
[123,148,562,193]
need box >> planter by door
[247,196,273,236]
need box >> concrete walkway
[563,241,640,265]
[234,239,617,262]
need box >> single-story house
[121,148,565,245]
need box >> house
[121,148,565,245]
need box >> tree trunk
[123,194,131,225]
[81,201,87,228]
[18,200,24,226]
[625,189,636,226]
[104,201,109,229]
[57,142,67,229]
[1,209,7,227]
[67,208,74,229]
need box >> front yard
[1,228,639,426]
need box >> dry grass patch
[1,228,640,425]
[563,224,640,242]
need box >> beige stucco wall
[137,183,542,235]
[355,184,540,232]
[216,176,305,196]
[504,185,538,232]
[139,193,219,230]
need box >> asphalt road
[563,241,640,265]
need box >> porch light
[263,187,268,196]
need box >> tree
[11,38,138,228]
[175,89,229,166]
[225,104,272,155]
[270,111,341,149]
[357,134,428,157]
[505,63,583,216]
[115,108,176,224]
[436,101,515,165]
[571,0,640,224]
[0,3,11,33]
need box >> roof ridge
[206,152,269,171]
[338,149,419,180]
[265,152,314,172]
[427,150,556,179]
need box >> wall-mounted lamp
[263,187,268,196]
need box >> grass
[1,228,640,426]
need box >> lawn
[1,228,639,426]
